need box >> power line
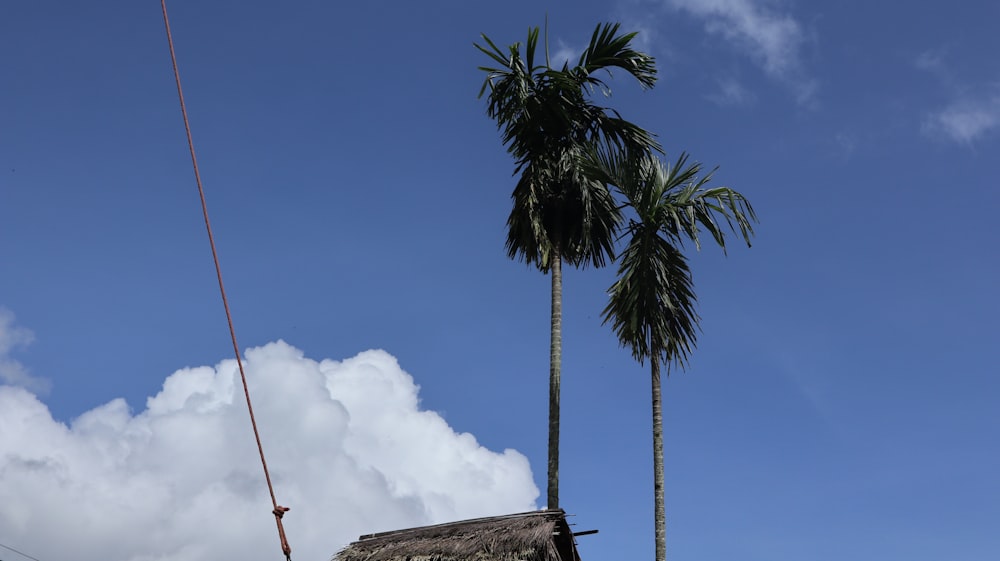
[0,541,43,561]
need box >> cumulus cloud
[0,309,50,394]
[663,0,816,103]
[0,341,538,561]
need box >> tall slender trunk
[547,249,562,510]
[652,354,665,561]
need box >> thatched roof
[333,510,582,561]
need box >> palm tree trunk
[547,249,562,510]
[652,354,665,561]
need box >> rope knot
[272,505,292,557]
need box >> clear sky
[1,1,998,560]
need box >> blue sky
[2,1,999,560]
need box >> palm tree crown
[477,23,659,270]
[595,150,756,367]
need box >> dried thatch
[333,510,581,561]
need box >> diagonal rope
[159,2,291,559]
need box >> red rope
[159,2,291,559]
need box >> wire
[159,2,291,559]
[0,542,43,561]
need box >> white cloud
[915,50,1000,145]
[0,341,538,561]
[923,95,1000,144]
[663,0,816,103]
[551,40,578,69]
[707,77,756,106]
[833,131,857,159]
[0,309,50,394]
[914,49,946,73]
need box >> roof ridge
[357,509,567,541]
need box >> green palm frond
[575,23,657,91]
[505,145,622,271]
[476,22,659,272]
[596,150,757,370]
[604,230,698,367]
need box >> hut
[333,510,585,561]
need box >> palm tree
[476,23,658,509]
[593,150,756,561]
